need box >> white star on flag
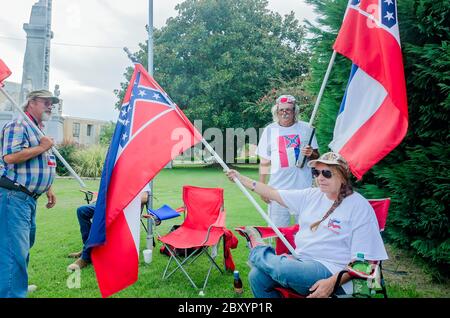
[384,11,394,20]
[138,90,146,97]
[122,133,128,140]
[384,0,394,5]
[153,93,160,99]
[124,119,130,126]
[121,108,127,117]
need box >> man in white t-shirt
[257,95,319,226]
[226,152,388,298]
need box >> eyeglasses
[311,168,333,179]
[278,108,294,113]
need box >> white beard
[41,112,51,121]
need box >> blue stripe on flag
[338,64,359,114]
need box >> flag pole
[0,86,86,188]
[297,50,337,168]
[170,106,299,257]
[200,138,299,257]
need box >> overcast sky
[1,0,316,121]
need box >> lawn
[27,166,448,298]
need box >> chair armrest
[201,208,226,245]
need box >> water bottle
[233,270,243,296]
[352,252,371,297]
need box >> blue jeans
[77,204,95,262]
[0,188,37,298]
[248,245,344,298]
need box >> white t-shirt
[257,121,318,190]
[279,188,388,294]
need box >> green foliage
[99,121,116,146]
[55,140,78,176]
[72,145,108,178]
[116,0,309,133]
[305,0,450,276]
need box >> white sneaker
[27,284,38,293]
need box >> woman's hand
[225,169,240,182]
[306,276,336,298]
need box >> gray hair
[271,103,300,123]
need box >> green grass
[27,166,448,298]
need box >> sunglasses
[34,98,53,107]
[311,168,333,179]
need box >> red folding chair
[158,185,227,292]
[236,198,391,298]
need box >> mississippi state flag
[86,64,201,297]
[329,0,408,179]
[278,135,300,168]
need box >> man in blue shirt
[0,89,59,298]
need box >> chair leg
[162,244,199,289]
[160,238,224,292]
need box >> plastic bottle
[233,270,243,296]
[352,252,372,297]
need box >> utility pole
[146,0,154,251]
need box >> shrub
[56,140,78,176]
[72,145,108,178]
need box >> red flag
[87,64,202,297]
[0,59,12,84]
[329,0,408,179]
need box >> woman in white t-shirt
[226,152,387,298]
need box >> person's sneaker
[27,284,37,293]
[67,251,82,259]
[67,258,90,271]
[237,226,265,248]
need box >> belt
[0,176,41,199]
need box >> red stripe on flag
[278,136,289,168]
[91,211,139,298]
[339,96,408,179]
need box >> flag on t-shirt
[329,0,408,179]
[278,134,300,168]
[86,64,202,297]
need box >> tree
[116,0,309,134]
[305,0,450,277]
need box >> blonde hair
[310,165,353,232]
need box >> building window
[87,124,93,137]
[73,123,80,137]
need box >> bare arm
[3,136,53,164]
[258,158,271,203]
[226,169,286,207]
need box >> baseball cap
[27,89,59,104]
[307,152,349,172]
